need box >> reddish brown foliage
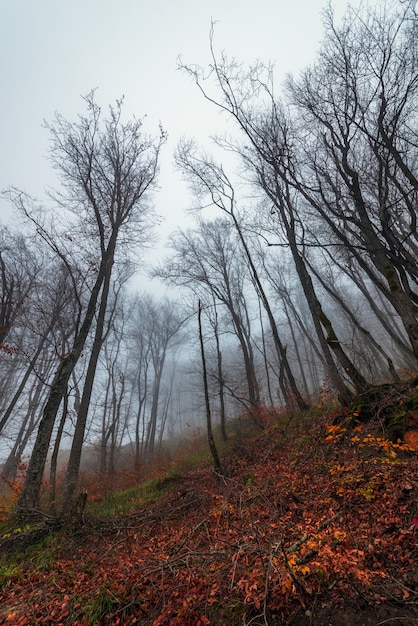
[0,462,26,522]
[405,429,418,451]
[0,408,417,625]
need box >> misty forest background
[1,0,418,518]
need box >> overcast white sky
[0,0,367,288]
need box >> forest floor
[0,383,418,625]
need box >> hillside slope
[1,394,418,625]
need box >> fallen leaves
[0,409,417,625]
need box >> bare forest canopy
[0,0,417,521]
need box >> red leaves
[1,411,417,625]
[404,429,418,451]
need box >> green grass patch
[0,561,22,589]
[71,587,119,625]
[86,474,177,518]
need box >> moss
[385,266,399,292]
[0,562,22,588]
[402,390,418,410]
[385,388,418,441]
[386,410,407,442]
[347,381,418,431]
[208,599,252,625]
[242,470,255,485]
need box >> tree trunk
[0,334,47,434]
[49,389,69,515]
[17,249,109,517]
[1,378,46,480]
[231,213,308,410]
[306,258,400,382]
[198,301,222,474]
[213,310,227,441]
[145,353,166,460]
[61,248,115,517]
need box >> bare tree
[7,93,165,518]
[126,295,153,469]
[175,144,309,409]
[287,0,418,359]
[61,266,132,515]
[206,296,228,441]
[0,225,39,349]
[159,219,262,409]
[142,296,186,460]
[0,259,77,435]
[178,2,417,396]
[198,300,222,474]
[1,345,56,480]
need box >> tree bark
[17,255,108,516]
[198,301,222,474]
[61,241,116,516]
